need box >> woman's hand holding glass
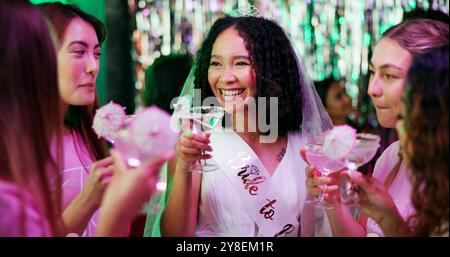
[81,156,114,211]
[304,164,342,204]
[176,106,224,172]
[345,171,402,223]
[176,131,213,172]
[300,146,345,208]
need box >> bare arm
[161,132,211,236]
[161,161,201,236]
[62,190,99,235]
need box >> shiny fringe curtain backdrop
[130,0,448,125]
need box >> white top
[52,131,99,237]
[195,131,308,237]
[366,141,415,237]
[0,180,51,236]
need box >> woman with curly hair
[160,15,332,236]
[348,46,449,236]
[305,19,448,236]
[401,46,449,236]
[397,45,449,236]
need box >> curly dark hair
[404,46,449,236]
[193,16,302,136]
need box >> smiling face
[207,27,257,113]
[57,17,101,106]
[367,38,413,128]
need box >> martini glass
[112,114,168,191]
[180,106,224,172]
[340,133,380,206]
[305,140,346,209]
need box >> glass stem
[319,170,328,202]
[348,166,356,192]
[201,150,206,166]
[346,165,359,204]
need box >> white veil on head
[290,41,334,140]
[170,9,333,141]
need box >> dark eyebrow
[68,41,88,48]
[68,41,101,49]
[233,55,250,60]
[210,55,250,59]
[369,61,404,71]
[379,64,404,71]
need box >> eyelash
[368,69,397,80]
[383,74,396,80]
[72,50,101,58]
[210,61,250,67]
[235,61,249,66]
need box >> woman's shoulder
[287,130,307,163]
[288,130,306,143]
[377,141,400,163]
[62,129,86,146]
[373,141,401,179]
[0,180,50,236]
[62,129,94,166]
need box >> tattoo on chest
[276,147,286,162]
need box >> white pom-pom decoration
[92,101,126,142]
[323,125,357,160]
[130,106,177,159]
[113,106,177,167]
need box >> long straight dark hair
[0,0,63,236]
[38,2,108,162]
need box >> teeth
[220,89,245,97]
[223,95,234,101]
